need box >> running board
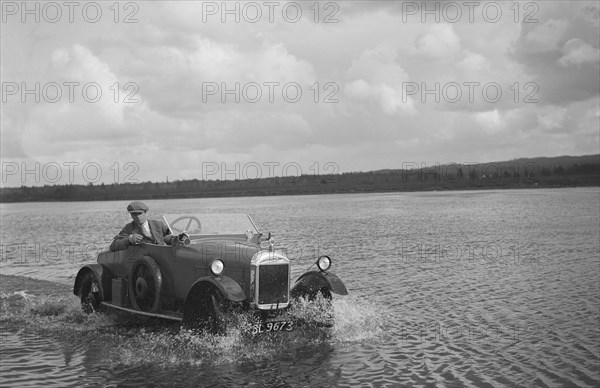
[101,302,183,322]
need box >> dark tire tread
[129,256,163,313]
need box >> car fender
[73,264,113,301]
[291,271,349,298]
[185,275,246,303]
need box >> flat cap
[127,201,149,213]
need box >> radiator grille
[257,264,289,305]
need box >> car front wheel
[182,286,227,335]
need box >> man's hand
[128,233,143,245]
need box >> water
[1,188,599,387]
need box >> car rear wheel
[79,271,102,314]
[129,256,163,313]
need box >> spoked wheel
[128,256,163,312]
[79,271,103,314]
[204,291,227,334]
[182,287,227,335]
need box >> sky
[1,0,599,187]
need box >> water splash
[1,290,386,369]
[329,295,386,343]
[1,290,114,337]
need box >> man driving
[109,201,175,251]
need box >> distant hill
[1,154,598,202]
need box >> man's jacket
[109,219,174,252]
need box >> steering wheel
[169,216,202,234]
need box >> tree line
[1,155,598,202]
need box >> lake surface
[1,188,599,387]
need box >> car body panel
[187,276,247,303]
[73,263,112,301]
[291,271,349,298]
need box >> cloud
[48,44,126,126]
[1,1,599,186]
[559,38,600,67]
[474,109,503,133]
[510,2,599,104]
[537,106,567,132]
[415,24,461,60]
[522,19,569,52]
[457,51,489,74]
[344,45,416,115]
[122,35,316,117]
[0,106,26,158]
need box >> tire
[79,271,103,314]
[129,256,163,313]
[205,291,227,334]
[182,286,227,335]
[314,287,332,302]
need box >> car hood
[186,237,262,260]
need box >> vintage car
[73,213,348,334]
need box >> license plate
[251,320,294,335]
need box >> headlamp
[316,255,331,272]
[210,259,224,276]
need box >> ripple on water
[1,287,388,387]
[1,189,599,386]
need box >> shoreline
[1,182,598,204]
[0,274,71,296]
